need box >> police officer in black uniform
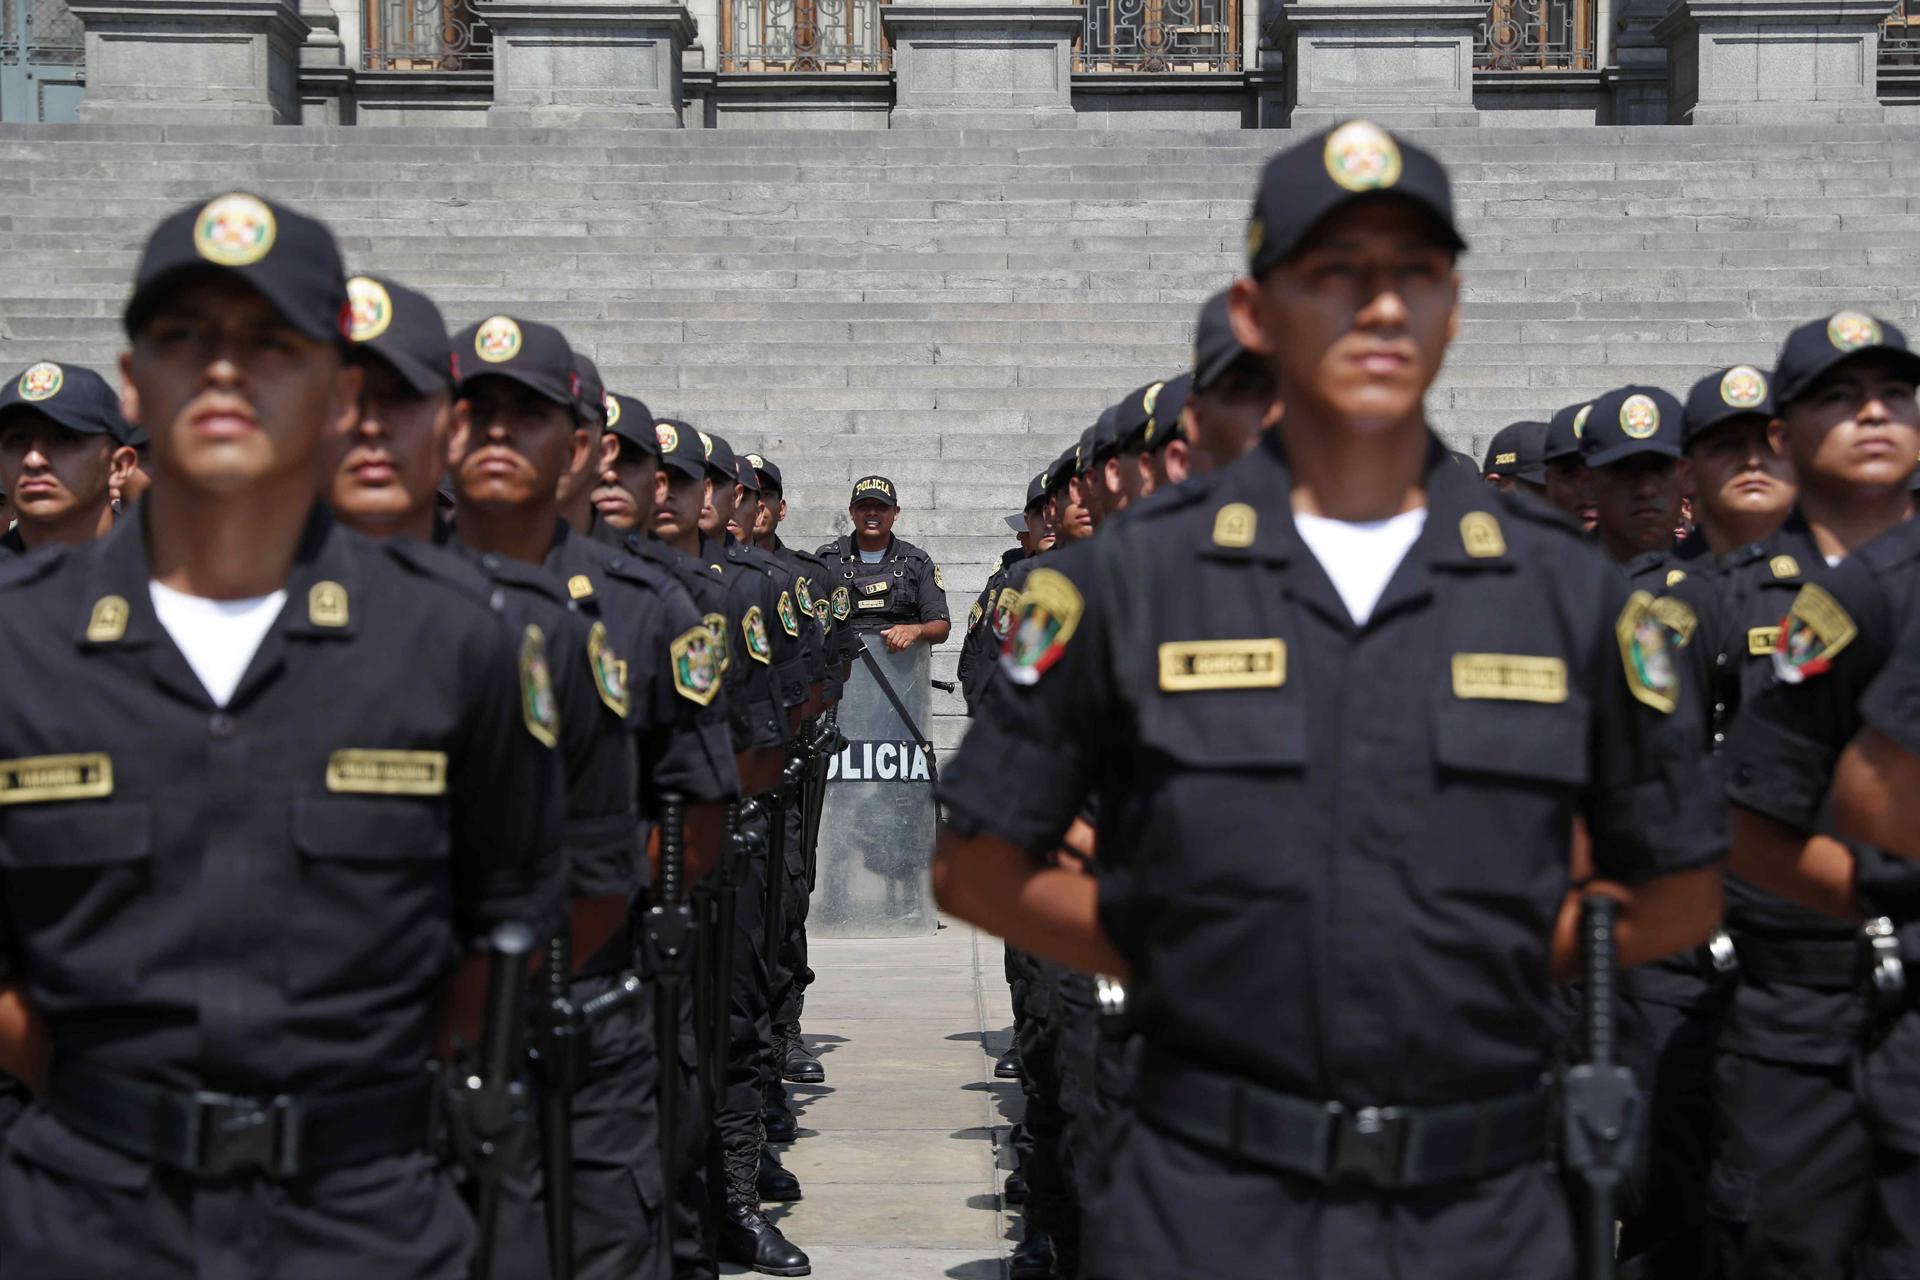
[1480,419,1549,500]
[1114,373,1192,504]
[1700,312,1920,1278]
[1672,365,1796,567]
[0,361,139,554]
[0,193,564,1278]
[933,121,1725,1280]
[818,476,951,652]
[1580,384,1689,589]
[960,472,1051,713]
[1188,287,1277,476]
[1544,400,1598,532]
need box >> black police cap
[451,315,581,412]
[0,362,134,445]
[1042,445,1078,497]
[1772,310,1920,408]
[732,453,761,494]
[851,475,898,508]
[126,192,349,346]
[701,430,745,487]
[345,276,451,396]
[573,353,607,429]
[1145,373,1193,452]
[1025,469,1048,510]
[1682,365,1774,448]
[1545,401,1593,465]
[603,391,657,456]
[654,419,706,481]
[1581,385,1685,468]
[747,452,782,493]
[1193,290,1254,394]
[1113,379,1169,454]
[1482,420,1549,484]
[1247,121,1467,279]
[1085,403,1124,466]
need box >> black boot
[994,1047,1022,1080]
[781,1028,825,1085]
[764,1082,799,1143]
[1009,1229,1055,1279]
[1003,1171,1027,1205]
[720,1202,812,1276]
[758,1147,803,1202]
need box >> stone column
[298,0,355,122]
[1654,0,1893,122]
[474,0,696,126]
[1279,0,1483,128]
[880,0,1086,127]
[68,0,309,123]
[1604,0,1671,122]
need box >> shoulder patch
[1772,582,1856,684]
[1212,503,1256,548]
[1002,567,1083,687]
[569,573,595,600]
[586,621,630,718]
[86,595,130,644]
[934,565,946,590]
[669,624,722,706]
[776,590,800,638]
[1459,512,1506,559]
[1159,639,1286,692]
[1769,555,1801,580]
[1616,590,1679,714]
[742,606,772,664]
[702,611,732,674]
[968,601,984,630]
[831,586,852,622]
[992,587,1022,640]
[794,577,815,617]
[1649,595,1699,648]
[520,624,560,748]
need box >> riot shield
[811,636,937,938]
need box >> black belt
[1731,933,1861,990]
[1135,1048,1549,1190]
[48,1062,434,1180]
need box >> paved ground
[722,918,1019,1278]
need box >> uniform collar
[76,501,355,651]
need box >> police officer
[1675,365,1796,564]
[819,476,951,652]
[0,361,139,554]
[1188,286,1278,475]
[933,122,1724,1280]
[1041,447,1092,548]
[1704,312,1920,1279]
[1580,384,1689,587]
[0,193,564,1277]
[959,472,1050,713]
[1544,400,1598,532]
[558,352,609,536]
[1480,419,1549,500]
[1114,373,1192,504]
[1078,405,1126,526]
[585,385,658,542]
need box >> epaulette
[379,537,496,609]
[0,542,70,593]
[474,551,568,607]
[1856,516,1920,575]
[1493,487,1585,538]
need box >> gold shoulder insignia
[934,566,946,590]
[1212,503,1256,548]
[1773,582,1857,684]
[520,625,560,748]
[968,601,984,630]
[309,580,349,628]
[1460,512,1505,559]
[1769,555,1801,580]
[1747,626,1781,656]
[86,595,129,644]
[569,574,595,600]
[776,590,800,638]
[1616,590,1678,714]
[669,624,721,706]
[701,611,731,674]
[587,621,630,719]
[1649,595,1699,648]
[1666,569,1687,587]
[742,606,772,664]
[1002,568,1083,687]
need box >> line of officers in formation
[937,121,1920,1280]
[0,187,948,1280]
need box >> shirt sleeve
[1583,572,1726,883]
[450,610,567,947]
[1726,557,1895,833]
[1858,593,1920,758]
[550,609,641,901]
[637,582,740,809]
[916,556,951,627]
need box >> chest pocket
[287,796,452,997]
[292,795,450,861]
[1431,693,1589,787]
[1136,666,1307,770]
[0,802,154,995]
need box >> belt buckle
[1326,1103,1407,1188]
[191,1092,295,1179]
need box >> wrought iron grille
[362,0,490,70]
[1077,0,1239,71]
[2,0,83,66]
[720,0,886,71]
[1476,0,1594,70]
[1886,0,1920,66]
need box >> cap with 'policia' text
[851,475,898,508]
[1482,420,1548,484]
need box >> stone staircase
[2,120,1918,743]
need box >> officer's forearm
[932,828,1128,979]
[685,802,729,883]
[920,619,951,646]
[435,953,492,1063]
[1832,728,1920,862]
[737,746,785,797]
[1729,808,1863,922]
[570,895,630,971]
[0,983,48,1093]
[1549,866,1723,983]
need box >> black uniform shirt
[941,436,1719,1108]
[959,547,1026,712]
[816,534,950,635]
[0,508,562,1096]
[725,535,816,711]
[629,534,784,753]
[765,536,853,698]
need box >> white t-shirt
[1293,507,1429,627]
[149,581,288,707]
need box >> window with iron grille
[1077,0,1240,72]
[1476,0,1595,70]
[720,0,888,71]
[1887,0,1920,66]
[362,0,492,71]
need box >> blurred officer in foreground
[1545,400,1598,532]
[933,121,1724,1280]
[1481,419,1549,500]
[0,362,139,554]
[0,193,562,1278]
[820,475,950,654]
[1709,313,1920,1279]
[1580,385,1688,588]
[1188,287,1277,475]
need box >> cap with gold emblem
[654,418,706,481]
[344,276,452,396]
[1580,385,1684,468]
[1682,365,1774,448]
[850,475,898,508]
[1193,289,1254,395]
[125,192,349,345]
[1545,401,1593,466]
[1112,379,1171,455]
[750,454,783,494]
[603,392,658,456]
[1246,120,1467,279]
[0,361,135,444]
[1771,310,1920,408]
[573,353,607,430]
[1041,446,1079,498]
[450,314,581,412]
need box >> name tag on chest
[0,753,114,805]
[1451,654,1569,704]
[326,750,449,796]
[1158,639,1286,691]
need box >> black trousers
[1615,991,1722,1280]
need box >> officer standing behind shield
[0,193,563,1278]
[819,476,950,653]
[932,122,1725,1280]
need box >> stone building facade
[3,0,1913,127]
